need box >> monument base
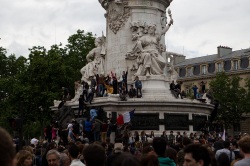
[137,75,176,99]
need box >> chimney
[217,45,232,57]
[174,55,186,65]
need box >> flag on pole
[116,114,124,126]
[222,129,226,141]
[116,109,135,125]
[123,109,135,123]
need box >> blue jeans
[98,84,104,97]
[94,131,100,141]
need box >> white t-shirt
[67,123,73,130]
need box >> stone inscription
[131,113,159,130]
[164,114,189,130]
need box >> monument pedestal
[138,75,176,99]
[51,0,214,135]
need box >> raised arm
[161,9,174,36]
[161,18,173,36]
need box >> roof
[175,48,249,67]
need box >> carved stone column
[99,0,172,80]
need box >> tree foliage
[0,30,95,137]
[209,72,250,128]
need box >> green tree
[209,72,250,129]
[65,30,95,86]
[0,29,96,137]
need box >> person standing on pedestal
[135,76,142,98]
[122,68,128,93]
[192,85,198,99]
[78,95,85,117]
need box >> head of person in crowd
[142,145,154,155]
[68,144,80,160]
[16,150,33,166]
[114,143,124,153]
[22,146,34,154]
[83,144,106,166]
[46,149,61,166]
[222,140,230,149]
[141,151,159,166]
[182,137,192,147]
[183,144,211,166]
[0,127,17,166]
[60,153,70,166]
[217,152,230,166]
[112,152,140,166]
[165,147,177,164]
[153,137,167,157]
[238,135,250,157]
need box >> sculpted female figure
[80,36,106,82]
[127,12,173,76]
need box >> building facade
[174,46,250,135]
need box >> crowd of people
[61,69,143,107]
[169,80,210,103]
[2,123,249,166]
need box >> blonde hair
[16,150,33,166]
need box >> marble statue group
[80,1,179,83]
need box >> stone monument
[53,0,213,134]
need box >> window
[201,65,206,74]
[233,123,241,132]
[217,63,222,72]
[187,67,192,76]
[233,60,238,70]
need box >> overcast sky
[1,0,250,59]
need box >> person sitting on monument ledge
[128,84,136,98]
[170,80,178,98]
[180,90,187,98]
[119,82,127,101]
[174,81,182,99]
[81,81,89,101]
[62,87,70,101]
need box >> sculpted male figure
[80,36,106,82]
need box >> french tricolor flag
[117,109,135,125]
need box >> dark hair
[223,141,230,149]
[184,144,211,166]
[153,137,166,157]
[83,144,106,166]
[68,144,80,159]
[112,152,140,166]
[165,147,177,163]
[217,152,230,166]
[140,152,159,166]
[0,127,16,166]
[182,137,192,146]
